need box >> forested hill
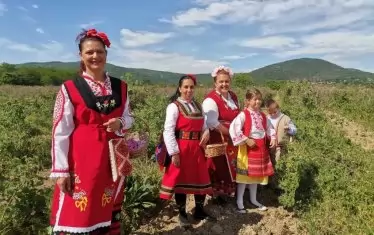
[15,61,212,85]
[0,58,373,86]
[249,58,374,83]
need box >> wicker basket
[124,116,150,159]
[205,130,227,158]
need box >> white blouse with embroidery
[229,109,276,146]
[50,72,134,178]
[202,91,239,129]
[163,98,207,156]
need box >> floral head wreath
[211,65,234,78]
[85,28,111,48]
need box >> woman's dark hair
[75,29,108,74]
[169,75,197,103]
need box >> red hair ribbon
[186,74,197,84]
[86,29,111,48]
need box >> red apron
[160,100,212,199]
[243,109,274,177]
[50,77,127,234]
[205,90,240,196]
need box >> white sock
[248,184,265,208]
[236,183,246,209]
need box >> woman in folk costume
[159,74,216,226]
[49,28,134,234]
[202,65,240,204]
[229,88,276,212]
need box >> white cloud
[163,0,374,35]
[22,15,37,23]
[120,29,174,47]
[239,36,298,50]
[36,28,44,34]
[0,38,75,63]
[262,8,374,35]
[222,53,257,60]
[276,30,374,58]
[110,46,226,73]
[32,4,38,9]
[79,21,103,29]
[17,6,28,12]
[0,1,7,16]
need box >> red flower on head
[186,74,197,84]
[85,28,111,48]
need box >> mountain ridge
[15,58,374,84]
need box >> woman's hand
[172,154,180,168]
[246,138,256,148]
[103,118,122,132]
[200,129,210,147]
[57,176,72,195]
[269,139,276,148]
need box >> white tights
[236,183,266,210]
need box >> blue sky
[0,0,374,73]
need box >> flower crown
[211,65,234,78]
[86,29,111,48]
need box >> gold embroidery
[101,187,114,207]
[75,196,88,212]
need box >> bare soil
[133,187,307,235]
[325,110,374,150]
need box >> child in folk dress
[229,88,276,212]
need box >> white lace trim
[53,221,112,233]
[50,172,70,178]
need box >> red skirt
[246,138,274,177]
[160,139,212,199]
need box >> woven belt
[175,130,201,140]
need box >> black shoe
[193,208,217,222]
[178,211,191,227]
[212,195,228,206]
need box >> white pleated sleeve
[162,103,180,156]
[50,85,75,178]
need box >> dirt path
[133,188,306,235]
[324,110,374,151]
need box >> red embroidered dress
[203,90,240,196]
[160,99,212,199]
[230,109,275,184]
[49,72,133,234]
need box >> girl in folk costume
[202,66,240,203]
[229,88,276,212]
[49,29,134,235]
[160,75,216,226]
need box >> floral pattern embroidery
[250,111,264,130]
[52,88,65,126]
[84,77,112,96]
[71,174,88,212]
[101,186,114,207]
[73,188,88,212]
